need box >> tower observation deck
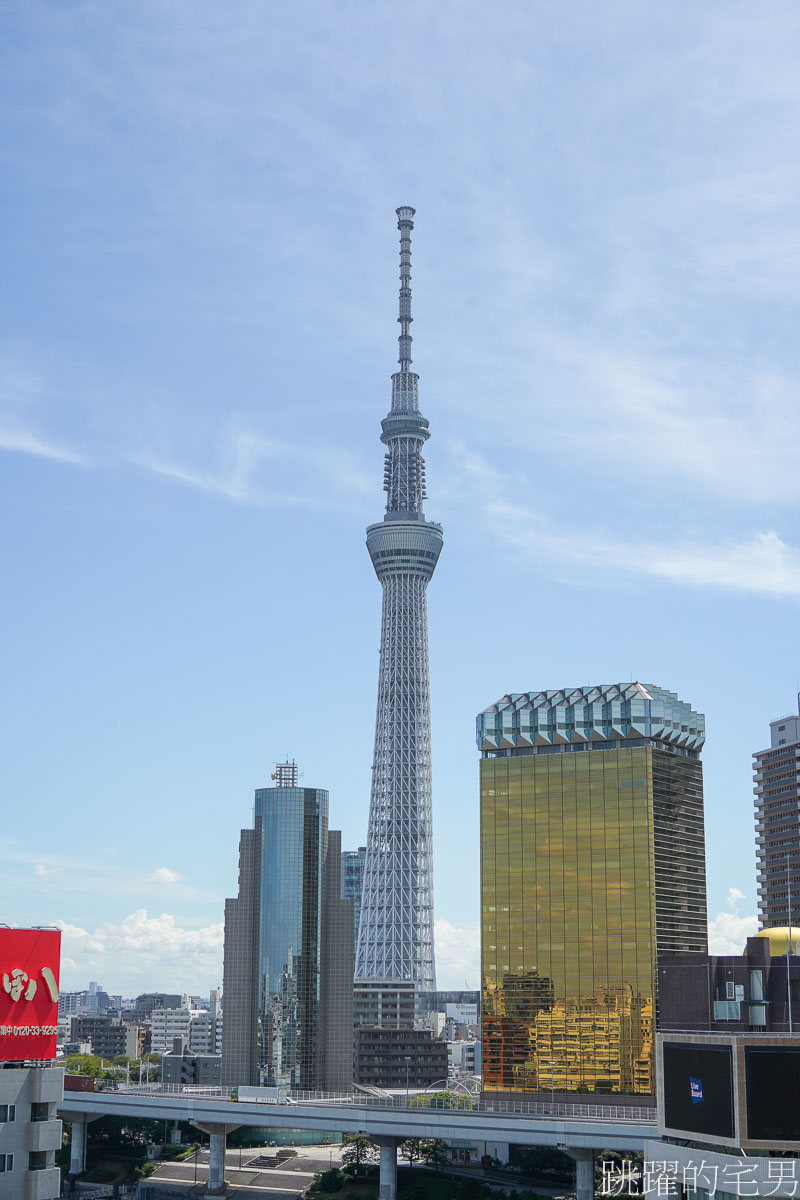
[355,207,442,993]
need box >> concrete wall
[0,1065,63,1199]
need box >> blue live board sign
[690,1077,703,1104]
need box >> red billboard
[0,928,60,1062]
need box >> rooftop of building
[755,927,800,955]
[477,681,705,753]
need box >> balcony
[24,1167,61,1200]
[29,1120,61,1153]
[28,1069,63,1105]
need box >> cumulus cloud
[144,866,183,886]
[56,910,223,994]
[435,919,480,990]
[708,887,759,955]
[33,863,58,877]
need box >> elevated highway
[59,1087,657,1199]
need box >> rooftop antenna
[271,759,299,787]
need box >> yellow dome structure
[754,927,800,956]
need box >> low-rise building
[161,1036,222,1087]
[659,928,800,1032]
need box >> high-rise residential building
[342,846,366,958]
[754,697,800,928]
[478,683,708,1098]
[356,206,442,1000]
[221,760,353,1090]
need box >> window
[714,1000,741,1020]
[30,1102,51,1122]
[29,1151,48,1172]
[0,1105,15,1123]
[0,1154,13,1172]
[725,981,736,1000]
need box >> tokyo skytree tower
[355,207,442,993]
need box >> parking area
[147,1143,342,1198]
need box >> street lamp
[404,1056,411,1107]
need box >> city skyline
[4,2,800,995]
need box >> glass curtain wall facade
[342,847,366,959]
[255,784,327,1089]
[478,683,707,1098]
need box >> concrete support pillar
[191,1121,240,1197]
[208,1130,226,1194]
[62,1114,100,1178]
[375,1137,398,1200]
[70,1117,87,1176]
[564,1148,595,1200]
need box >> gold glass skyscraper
[478,684,707,1097]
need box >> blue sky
[2,1,799,995]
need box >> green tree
[341,1134,377,1175]
[455,1179,490,1200]
[410,1090,474,1111]
[315,1168,346,1192]
[421,1139,448,1169]
[508,1145,574,1183]
[64,1054,107,1079]
[399,1139,424,1168]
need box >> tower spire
[396,205,415,373]
[357,207,443,998]
[391,207,420,416]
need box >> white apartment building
[189,1011,223,1055]
[150,1007,222,1055]
[447,1040,481,1077]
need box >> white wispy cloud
[132,428,290,504]
[57,910,223,993]
[0,352,88,466]
[0,840,205,905]
[132,425,370,508]
[490,501,800,599]
[0,427,87,465]
[536,344,800,505]
[144,866,183,886]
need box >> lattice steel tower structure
[355,206,442,993]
